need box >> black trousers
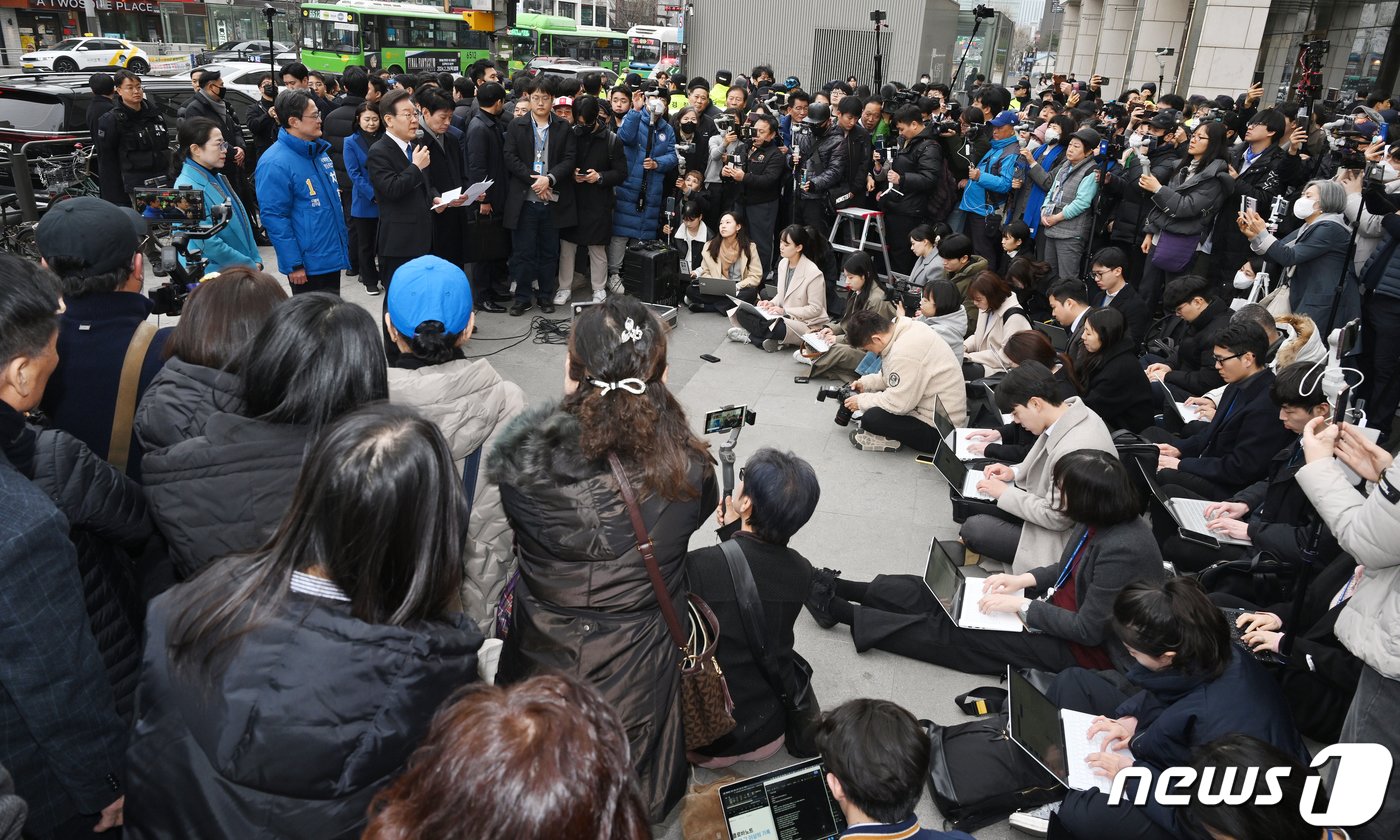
[848,574,1079,676]
[352,217,380,288]
[736,309,786,344]
[1361,291,1400,441]
[968,212,1003,264]
[1139,249,1198,318]
[1151,482,1249,574]
[859,407,940,452]
[290,271,340,296]
[743,198,779,277]
[883,210,919,276]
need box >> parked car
[190,62,275,100]
[0,73,256,194]
[525,58,618,87]
[195,40,292,66]
[21,37,149,74]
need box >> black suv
[0,72,257,196]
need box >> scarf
[718,237,742,275]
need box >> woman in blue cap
[384,255,524,634]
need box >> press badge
[533,150,544,175]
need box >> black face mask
[680,121,696,133]
[571,123,588,137]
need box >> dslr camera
[715,114,736,134]
[739,122,757,141]
[815,384,858,426]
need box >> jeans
[1339,665,1400,840]
[607,235,636,278]
[291,271,340,296]
[510,201,561,304]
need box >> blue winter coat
[958,134,1020,218]
[172,159,260,273]
[613,109,678,240]
[254,129,349,276]
[343,131,379,219]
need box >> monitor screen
[719,759,845,840]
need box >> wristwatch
[1017,599,1032,625]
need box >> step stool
[828,207,895,283]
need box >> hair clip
[619,317,644,345]
[590,378,647,396]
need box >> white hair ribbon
[619,317,645,345]
[590,377,647,396]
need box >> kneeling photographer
[838,309,964,452]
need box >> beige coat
[964,293,1032,372]
[699,240,763,289]
[388,358,526,634]
[729,255,828,344]
[854,316,966,426]
[996,397,1116,574]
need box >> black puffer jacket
[125,571,482,839]
[0,404,151,722]
[132,357,242,453]
[487,403,717,822]
[1079,339,1156,433]
[141,413,309,578]
[878,123,945,218]
[1144,157,1234,238]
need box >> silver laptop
[718,758,846,840]
[1136,460,1251,548]
[922,538,1025,632]
[1007,667,1135,794]
[930,438,993,500]
[934,396,996,461]
[696,275,738,297]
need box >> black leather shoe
[478,300,506,313]
[508,301,531,317]
[490,291,513,303]
[539,302,556,314]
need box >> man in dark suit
[1090,246,1151,352]
[502,76,576,316]
[367,88,434,290]
[415,87,470,267]
[464,81,510,312]
[1046,277,1094,368]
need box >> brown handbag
[607,454,736,751]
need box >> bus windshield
[630,37,659,65]
[503,29,536,63]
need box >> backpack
[922,714,1062,832]
[927,158,959,222]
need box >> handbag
[1195,550,1295,604]
[464,207,510,262]
[608,454,736,751]
[719,540,823,758]
[1150,230,1199,273]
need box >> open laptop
[1160,387,1202,433]
[719,758,846,840]
[727,294,779,321]
[1032,320,1070,352]
[1007,667,1135,795]
[923,537,1026,632]
[930,438,994,501]
[696,275,737,297]
[1136,460,1252,549]
[982,381,1015,426]
[934,395,997,461]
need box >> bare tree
[614,0,660,30]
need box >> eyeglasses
[207,140,229,151]
[294,110,322,121]
[1212,352,1243,366]
[529,94,553,103]
[1091,269,1111,278]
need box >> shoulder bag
[718,540,822,758]
[108,321,157,473]
[1150,229,1200,273]
[608,454,736,751]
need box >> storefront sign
[33,0,165,11]
[29,0,88,11]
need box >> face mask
[1292,197,1316,220]
[1233,270,1255,290]
[681,121,696,131]
[1127,132,1144,148]
[1383,162,1399,182]
[648,99,665,116]
[1044,128,1061,142]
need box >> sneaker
[591,289,607,303]
[761,338,782,353]
[509,301,532,317]
[1009,801,1061,837]
[792,350,812,365]
[805,567,841,629]
[850,429,902,452]
[607,274,625,294]
[727,327,750,343]
[363,284,381,297]
[553,288,572,305]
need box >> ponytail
[406,319,460,365]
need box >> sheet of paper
[464,179,493,203]
[437,187,463,203]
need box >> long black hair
[167,403,467,677]
[1177,120,1229,178]
[236,292,389,429]
[1077,306,1127,383]
[841,251,878,315]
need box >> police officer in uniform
[96,69,170,206]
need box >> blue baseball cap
[386,255,474,337]
[988,110,1019,128]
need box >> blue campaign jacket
[254,128,349,276]
[343,131,379,219]
[613,108,677,240]
[958,133,1020,218]
[172,159,260,273]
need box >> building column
[1124,0,1191,96]
[1057,0,1081,75]
[1070,0,1103,78]
[1177,0,1271,99]
[1093,0,1136,95]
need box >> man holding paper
[417,88,472,267]
[368,88,435,289]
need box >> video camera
[131,187,233,316]
[972,3,995,19]
[704,404,757,499]
[815,384,858,426]
[1323,108,1383,171]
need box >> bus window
[361,15,380,52]
[630,37,659,66]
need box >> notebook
[719,758,846,840]
[1007,667,1135,794]
[922,537,1026,632]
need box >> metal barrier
[8,138,91,222]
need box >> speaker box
[621,242,681,304]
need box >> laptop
[922,537,1026,632]
[1159,387,1202,433]
[1007,667,1135,794]
[727,295,779,321]
[982,381,1015,426]
[934,396,996,461]
[1032,320,1070,352]
[718,758,847,840]
[1136,461,1252,549]
[930,438,994,501]
[696,275,738,297]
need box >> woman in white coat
[727,224,829,351]
[963,271,1032,379]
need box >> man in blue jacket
[254,88,349,296]
[958,110,1021,262]
[606,88,678,294]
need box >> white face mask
[1127,133,1144,148]
[1383,162,1400,183]
[648,99,665,116]
[1292,197,1316,220]
[1044,128,1061,142]
[1233,270,1255,290]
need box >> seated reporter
[961,330,1082,463]
[686,449,820,767]
[690,210,761,313]
[727,224,828,351]
[910,278,967,361]
[1077,307,1155,433]
[841,308,965,452]
[1143,274,1231,400]
[805,252,895,382]
[1150,321,1295,499]
[810,452,1164,676]
[960,361,1115,574]
[962,271,1032,379]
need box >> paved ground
[151,255,1021,839]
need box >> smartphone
[914,454,936,465]
[1333,384,1352,425]
[704,405,747,434]
[699,353,721,363]
[1251,70,1265,86]
[1096,77,1112,85]
[1026,103,1041,120]
[794,376,810,384]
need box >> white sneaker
[607,274,625,294]
[553,288,572,305]
[1009,801,1061,837]
[727,327,750,343]
[591,289,607,303]
[793,350,812,365]
[850,430,902,452]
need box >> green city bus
[299,0,494,76]
[500,12,629,75]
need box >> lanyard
[1045,529,1091,599]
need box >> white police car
[21,38,149,74]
